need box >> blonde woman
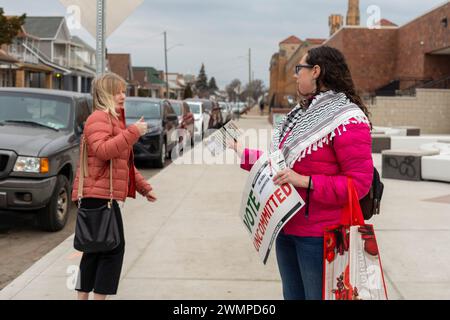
[71,73,157,300]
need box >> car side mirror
[76,121,85,135]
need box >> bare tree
[226,79,241,102]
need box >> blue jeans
[275,232,324,300]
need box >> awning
[15,62,54,73]
[70,66,96,78]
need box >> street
[0,160,164,290]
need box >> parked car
[168,100,195,147]
[185,99,209,140]
[125,97,179,168]
[0,88,92,231]
[238,102,248,114]
[218,101,233,123]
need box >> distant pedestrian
[72,73,157,300]
[259,100,265,115]
[229,46,373,300]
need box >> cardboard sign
[240,153,305,264]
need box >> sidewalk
[1,108,450,300]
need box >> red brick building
[326,2,450,95]
[269,1,450,108]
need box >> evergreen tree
[195,64,209,98]
[208,77,219,94]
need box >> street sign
[59,0,144,38]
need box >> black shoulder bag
[360,167,384,220]
[73,136,120,253]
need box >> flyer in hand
[204,121,243,156]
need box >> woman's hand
[134,117,148,136]
[145,190,157,202]
[273,168,311,189]
[226,139,244,158]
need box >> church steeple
[346,0,360,26]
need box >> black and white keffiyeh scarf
[271,90,370,168]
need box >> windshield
[125,101,161,119]
[186,102,201,114]
[0,93,72,130]
[171,103,182,116]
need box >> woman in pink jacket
[230,46,374,300]
[72,73,157,300]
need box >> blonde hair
[92,73,127,118]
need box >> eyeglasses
[295,64,313,75]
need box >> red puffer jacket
[71,108,152,202]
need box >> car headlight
[14,157,49,173]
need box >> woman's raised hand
[134,116,148,136]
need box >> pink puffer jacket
[240,118,373,237]
[71,108,152,202]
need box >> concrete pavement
[1,107,450,300]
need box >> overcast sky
[0,0,447,88]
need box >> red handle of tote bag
[341,178,365,226]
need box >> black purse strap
[305,176,312,219]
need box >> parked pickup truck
[0,88,91,231]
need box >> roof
[71,36,95,52]
[279,35,302,45]
[133,66,166,86]
[0,50,18,64]
[305,38,326,45]
[378,19,398,27]
[23,16,65,39]
[0,87,88,98]
[107,53,133,81]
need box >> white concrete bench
[422,155,450,183]
[438,138,450,144]
[419,143,450,155]
[390,136,442,150]
[373,126,407,136]
[392,126,421,136]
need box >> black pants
[75,198,125,295]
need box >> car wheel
[37,175,70,232]
[154,141,166,168]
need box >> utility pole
[164,31,169,99]
[248,48,252,108]
[96,0,106,76]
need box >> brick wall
[325,27,398,93]
[368,89,450,134]
[395,2,450,85]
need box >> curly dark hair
[306,46,371,125]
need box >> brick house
[133,66,166,98]
[107,53,137,96]
[269,36,325,108]
[326,2,450,95]
[269,1,450,108]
